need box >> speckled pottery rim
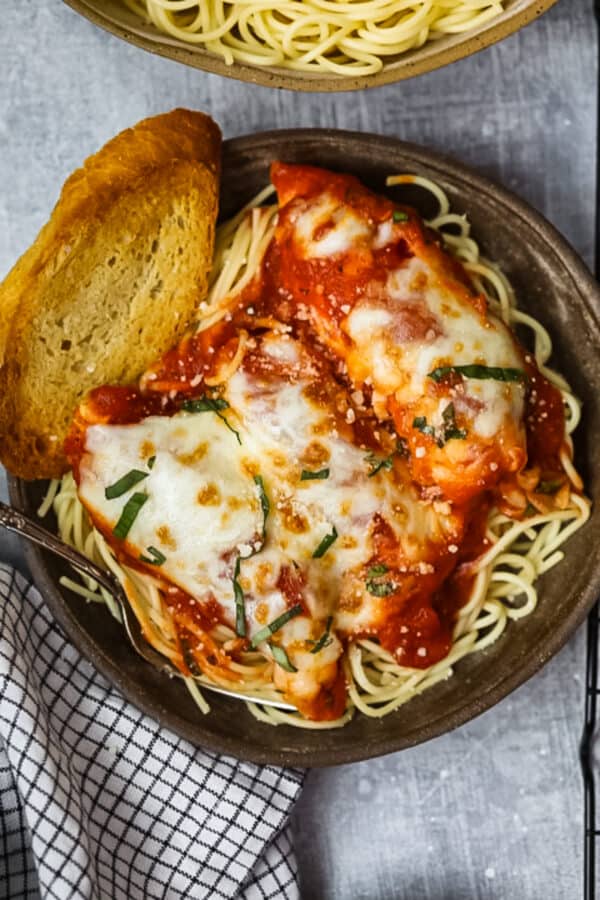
[62,0,559,93]
[10,129,600,767]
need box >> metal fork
[0,501,295,711]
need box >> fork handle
[0,500,121,597]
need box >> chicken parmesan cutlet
[63,164,578,723]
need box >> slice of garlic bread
[0,108,221,480]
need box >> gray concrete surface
[0,1,596,896]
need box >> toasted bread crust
[0,109,222,480]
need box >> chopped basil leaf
[366,563,397,597]
[368,564,389,578]
[112,492,148,540]
[233,477,270,636]
[182,396,229,413]
[250,604,303,649]
[537,479,562,494]
[444,428,468,441]
[413,406,466,447]
[412,416,436,438]
[442,402,456,425]
[105,469,148,500]
[312,525,338,559]
[365,451,394,477]
[440,403,467,442]
[233,556,246,637]
[139,546,166,566]
[270,643,297,672]
[181,639,202,677]
[310,616,334,654]
[428,364,526,384]
[182,395,242,445]
[396,438,410,459]
[254,475,270,544]
[365,437,410,476]
[147,455,156,470]
[300,468,330,481]
[393,210,409,223]
[366,577,398,597]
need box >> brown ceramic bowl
[10,129,600,766]
[63,0,558,92]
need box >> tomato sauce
[524,356,566,474]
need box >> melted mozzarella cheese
[78,332,461,647]
[225,335,462,634]
[79,412,262,616]
[293,192,371,258]
[344,256,526,441]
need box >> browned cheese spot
[241,457,260,478]
[267,450,288,469]
[139,440,156,461]
[255,602,270,625]
[254,562,274,593]
[177,442,208,466]
[300,440,331,468]
[279,499,310,534]
[196,483,221,506]
[156,525,177,551]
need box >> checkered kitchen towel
[0,564,304,899]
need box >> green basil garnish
[440,402,467,442]
[233,556,246,638]
[139,546,166,566]
[393,210,409,223]
[367,564,389,578]
[412,416,436,438]
[105,469,148,500]
[365,439,408,477]
[112,492,148,540]
[365,451,394,477]
[182,395,242,445]
[270,644,297,673]
[428,364,526,384]
[250,604,303,648]
[366,563,397,597]
[310,616,334,654]
[413,404,467,447]
[233,476,271,639]
[254,475,270,544]
[537,479,562,495]
[366,579,397,597]
[182,396,229,412]
[300,468,330,481]
[312,525,338,559]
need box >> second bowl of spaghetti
[63,0,559,91]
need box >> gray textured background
[0,1,596,897]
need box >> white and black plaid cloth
[0,564,305,899]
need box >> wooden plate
[63,0,559,92]
[11,129,600,766]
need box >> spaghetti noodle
[121,0,506,76]
[42,171,589,728]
